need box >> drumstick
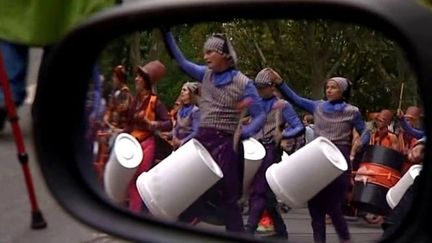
[233,108,248,152]
[397,82,405,111]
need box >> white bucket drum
[136,139,223,220]
[104,133,143,204]
[265,136,347,208]
[281,151,289,162]
[242,138,266,198]
[386,164,422,209]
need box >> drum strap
[353,163,401,188]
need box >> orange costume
[352,109,401,224]
[126,60,173,213]
[370,109,399,150]
[94,65,133,181]
[398,106,422,174]
[370,131,399,151]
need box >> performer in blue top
[397,106,424,139]
[171,81,201,150]
[272,70,366,243]
[163,30,266,232]
[245,68,304,239]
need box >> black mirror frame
[33,0,432,242]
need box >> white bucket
[103,133,143,204]
[242,138,266,197]
[386,164,422,209]
[136,139,223,220]
[281,151,289,162]
[265,136,347,208]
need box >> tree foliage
[98,19,419,114]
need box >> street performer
[245,68,304,240]
[94,65,133,181]
[163,29,266,232]
[274,72,366,243]
[126,60,173,213]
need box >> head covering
[324,76,351,101]
[113,65,126,83]
[328,77,349,92]
[136,60,167,84]
[203,33,238,66]
[405,106,422,120]
[182,82,200,95]
[254,68,276,88]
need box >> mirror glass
[85,18,423,242]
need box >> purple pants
[308,144,351,243]
[247,143,287,234]
[181,127,245,232]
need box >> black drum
[351,145,404,215]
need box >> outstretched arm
[277,82,316,114]
[163,31,206,81]
[269,69,317,113]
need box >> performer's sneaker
[257,211,275,234]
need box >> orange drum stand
[351,145,404,216]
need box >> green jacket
[0,0,115,46]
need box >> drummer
[94,65,134,180]
[273,72,366,243]
[352,109,400,156]
[103,65,134,133]
[397,106,424,139]
[351,109,401,224]
[381,136,426,239]
[396,106,423,174]
[163,29,266,232]
[125,60,173,213]
[244,68,304,239]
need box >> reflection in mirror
[85,18,423,242]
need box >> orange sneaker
[256,211,275,233]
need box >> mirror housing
[33,0,432,242]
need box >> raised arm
[277,82,317,114]
[240,81,266,139]
[163,31,206,81]
[399,116,425,139]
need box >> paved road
[0,48,384,243]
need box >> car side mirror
[33,0,432,242]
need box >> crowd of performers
[90,29,426,243]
